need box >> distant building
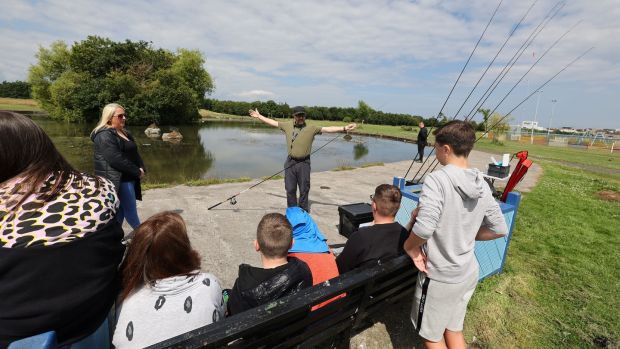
[521,120,545,131]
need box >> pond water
[33,117,430,183]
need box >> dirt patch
[596,191,620,202]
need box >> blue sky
[1,0,618,129]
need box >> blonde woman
[91,103,145,229]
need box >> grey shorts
[410,269,479,342]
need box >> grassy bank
[0,97,42,111]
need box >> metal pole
[547,99,557,142]
[531,90,542,144]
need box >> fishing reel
[229,197,237,205]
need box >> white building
[521,120,545,131]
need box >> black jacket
[336,222,409,274]
[0,221,125,348]
[91,128,145,200]
[417,127,428,145]
[228,257,313,316]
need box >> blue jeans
[117,181,140,229]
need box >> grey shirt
[413,164,507,283]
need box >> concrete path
[133,149,542,348]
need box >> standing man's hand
[249,108,262,119]
[139,168,145,179]
[344,123,357,132]
[248,108,279,127]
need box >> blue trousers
[117,181,140,229]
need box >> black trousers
[284,157,311,212]
[417,142,426,162]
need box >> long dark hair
[0,111,85,210]
[120,211,201,302]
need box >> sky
[1,0,619,129]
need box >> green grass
[332,165,356,171]
[360,162,384,168]
[143,177,252,190]
[474,138,620,172]
[466,161,620,348]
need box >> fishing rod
[475,46,594,143]
[420,46,594,178]
[462,1,565,122]
[449,0,538,121]
[414,11,579,183]
[407,0,546,184]
[402,0,503,180]
[207,132,346,210]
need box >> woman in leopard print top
[0,112,125,348]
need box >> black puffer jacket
[228,257,313,316]
[91,128,145,200]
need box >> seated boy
[227,213,313,316]
[403,120,507,348]
[336,184,411,274]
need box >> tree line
[28,36,213,124]
[0,81,31,99]
[204,99,430,126]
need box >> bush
[343,116,352,123]
[401,125,413,131]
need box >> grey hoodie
[412,164,507,284]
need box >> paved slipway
[133,149,541,349]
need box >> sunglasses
[114,113,126,119]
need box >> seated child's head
[256,213,293,260]
[433,120,475,164]
[120,211,201,301]
[372,184,402,219]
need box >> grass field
[0,97,42,111]
[464,141,620,348]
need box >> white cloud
[236,90,276,99]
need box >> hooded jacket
[412,164,508,283]
[227,257,312,316]
[91,128,144,200]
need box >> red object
[288,252,345,310]
[501,151,532,202]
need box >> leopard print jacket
[0,173,119,248]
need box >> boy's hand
[411,207,420,223]
[411,246,427,273]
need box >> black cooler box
[338,203,373,238]
[487,163,510,178]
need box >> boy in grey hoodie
[403,121,507,348]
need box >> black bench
[148,255,417,349]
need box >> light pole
[547,99,557,141]
[531,90,542,144]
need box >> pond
[33,117,429,184]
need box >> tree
[357,100,374,123]
[28,36,213,124]
[477,108,491,135]
[487,112,511,142]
